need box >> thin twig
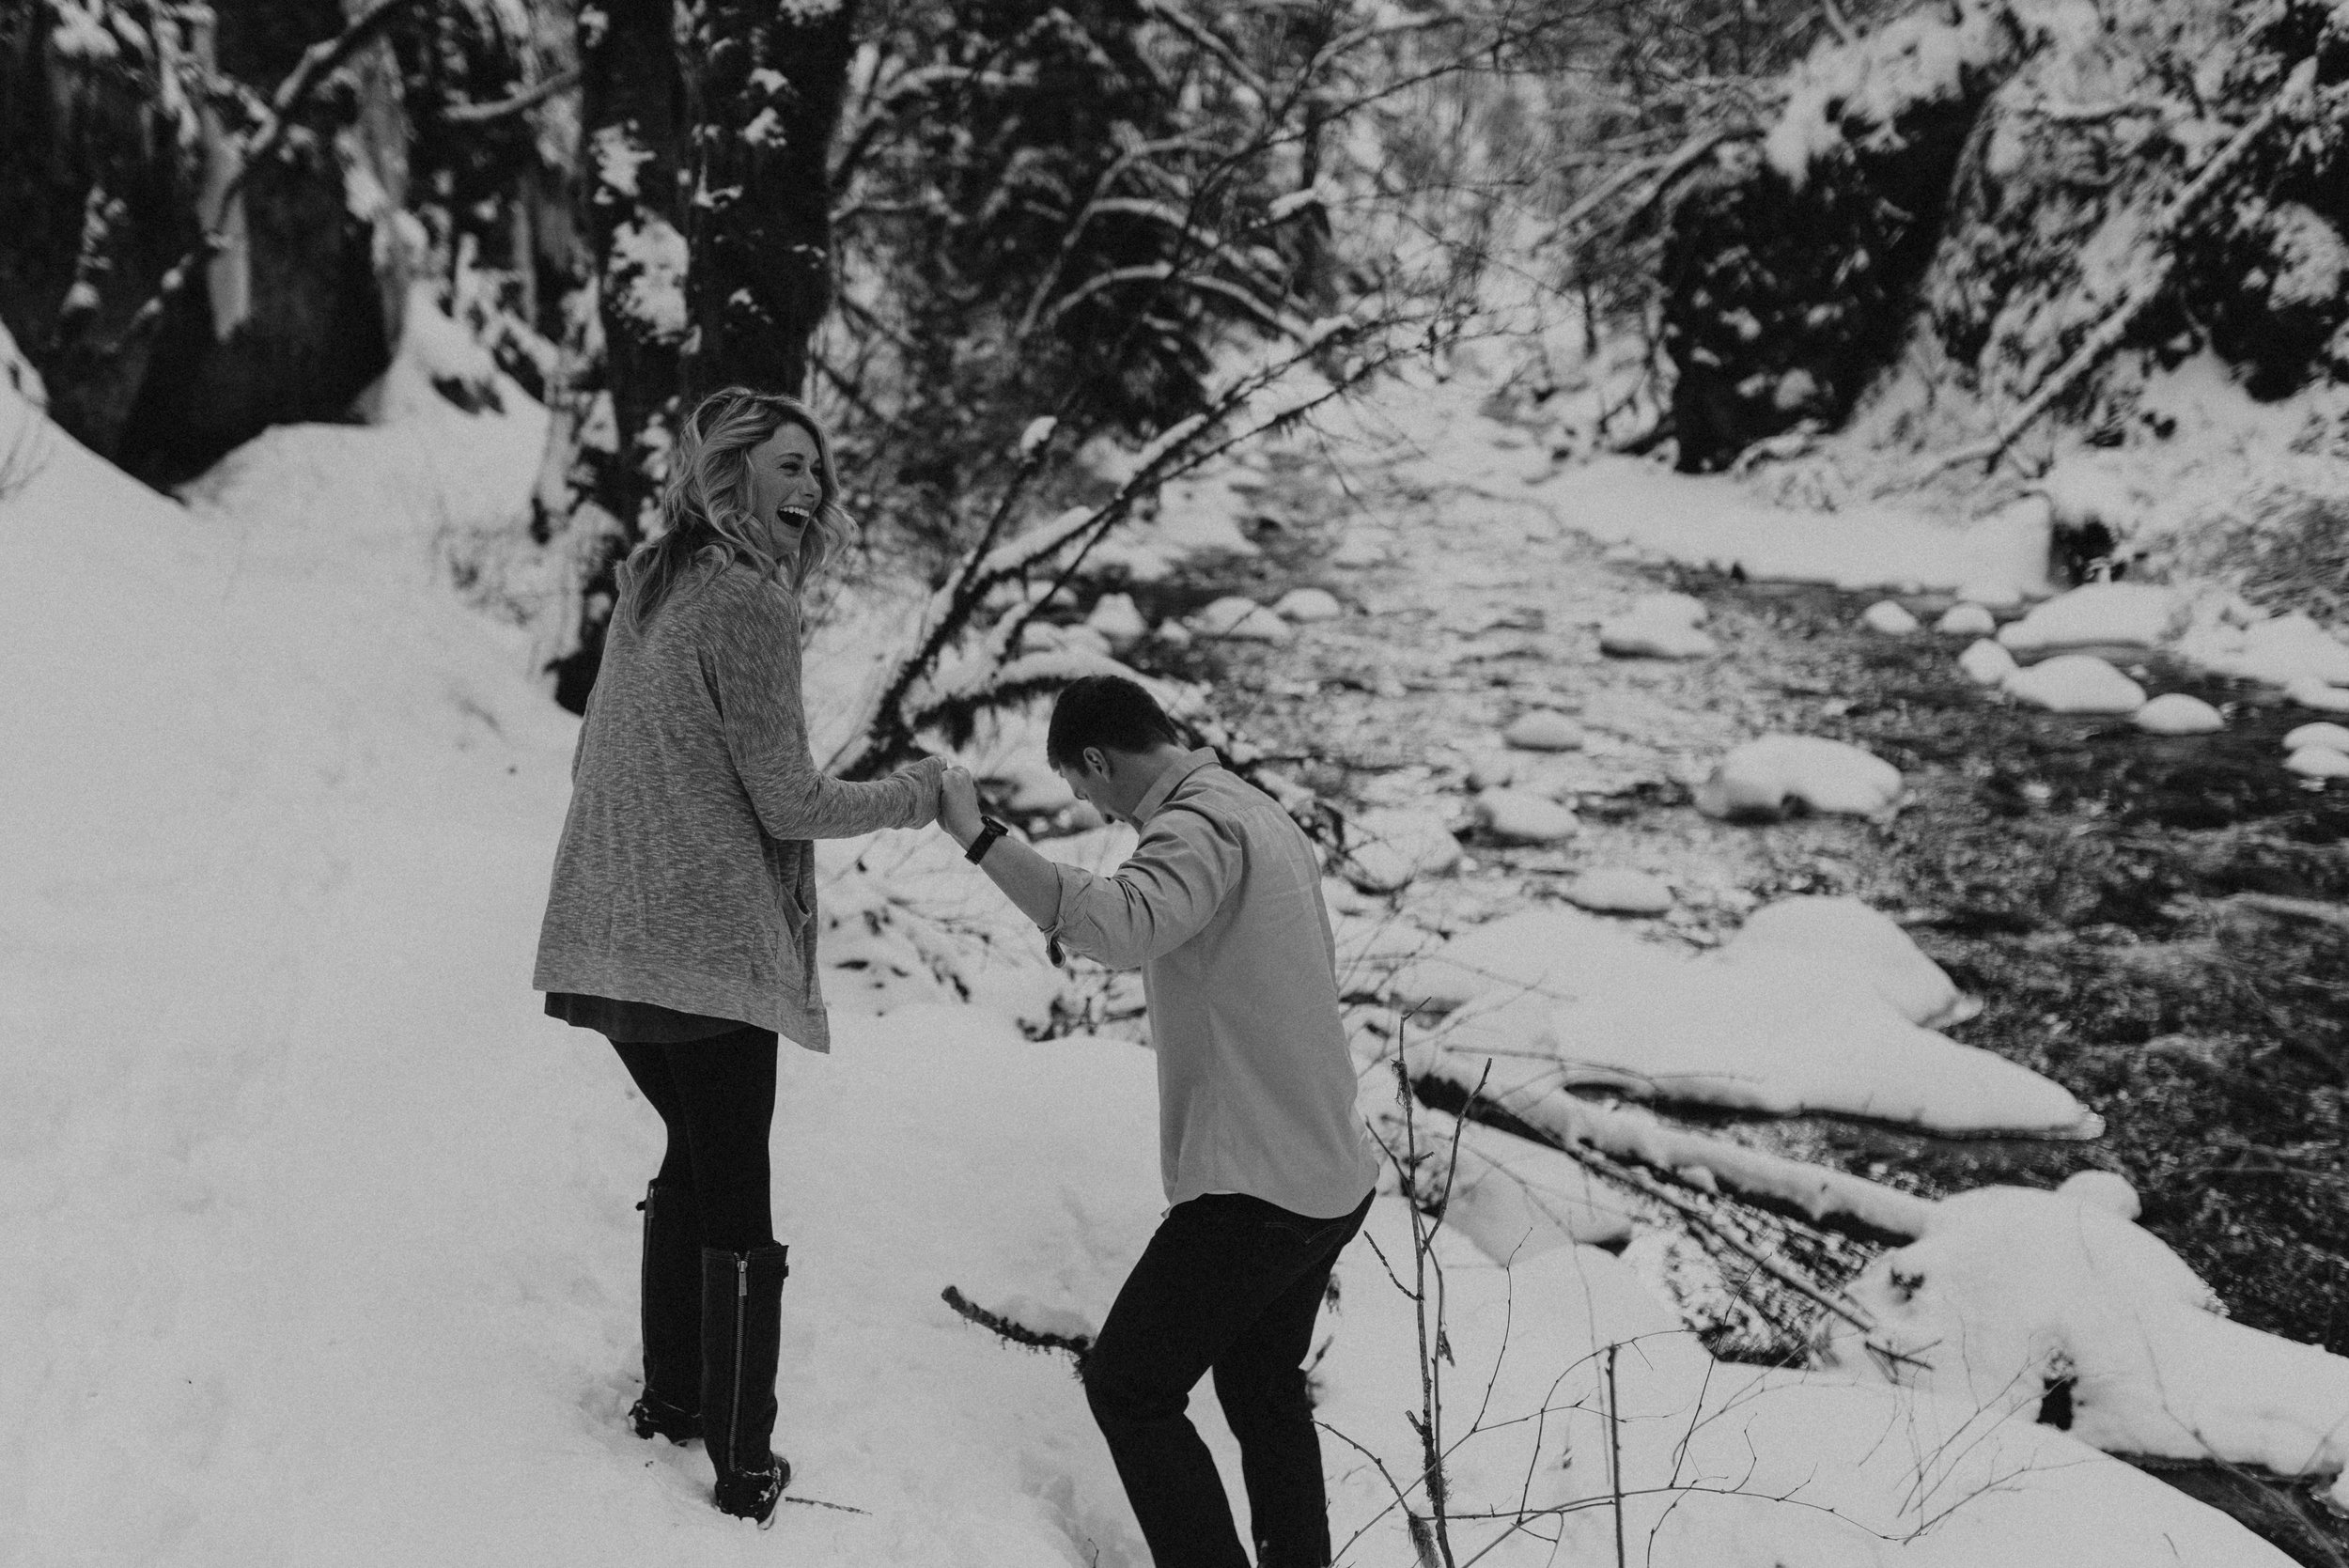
[441,65,583,124]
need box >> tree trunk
[680,0,859,400]
[539,0,862,710]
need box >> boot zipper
[729,1255,748,1474]
[639,1194,655,1391]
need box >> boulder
[1861,600,1921,635]
[1958,638,2016,685]
[2060,1169,2142,1221]
[1694,734,1903,821]
[1465,752,1519,790]
[1561,869,1675,916]
[1344,807,1464,893]
[1598,615,1718,660]
[2287,675,2349,714]
[1330,532,1389,568]
[1274,587,1345,623]
[2133,693,2224,736]
[1630,591,1708,627]
[1472,789,1581,845]
[1717,894,1970,1029]
[2003,654,2146,716]
[1997,582,2176,664]
[1085,592,1150,652]
[1937,603,1998,637]
[1387,908,1676,1013]
[1502,709,1584,752]
[2286,746,2349,779]
[2284,722,2349,753]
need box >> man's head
[1048,675,1187,824]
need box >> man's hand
[939,765,986,847]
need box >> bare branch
[440,66,583,124]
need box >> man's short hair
[1048,675,1182,769]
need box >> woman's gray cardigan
[533,554,929,1052]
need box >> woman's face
[743,422,825,565]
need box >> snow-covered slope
[0,366,2310,1566]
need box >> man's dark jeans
[1084,1188,1374,1568]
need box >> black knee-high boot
[701,1243,792,1523]
[630,1181,703,1442]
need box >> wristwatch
[965,815,1010,864]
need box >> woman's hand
[897,755,946,830]
[939,766,986,846]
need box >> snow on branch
[98,0,430,359]
[821,312,1395,779]
[1036,261,1307,340]
[1896,58,2324,487]
[1415,1048,1936,1243]
[940,1285,1093,1373]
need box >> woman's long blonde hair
[619,388,856,630]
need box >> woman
[534,388,942,1524]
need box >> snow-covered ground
[0,347,2333,1565]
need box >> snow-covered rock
[1936,602,1997,637]
[350,284,505,425]
[1716,894,1971,1029]
[984,754,1076,815]
[2285,722,2349,753]
[1597,592,1717,660]
[1084,592,1150,652]
[1501,709,1583,752]
[1190,596,1294,644]
[1342,806,1463,893]
[2131,692,2223,736]
[2185,611,2349,690]
[1561,868,1674,916]
[1860,599,1919,634]
[1464,752,1518,790]
[2002,654,2146,715]
[1598,616,1718,659]
[1824,1184,2349,1509]
[1387,908,1676,1013]
[2288,675,2349,713]
[1997,582,2176,663]
[1693,734,1903,820]
[1328,531,1388,567]
[2286,746,2349,779]
[1472,788,1580,845]
[1958,637,2017,685]
[2060,1168,2141,1221]
[1019,620,1112,660]
[1428,953,2093,1136]
[1633,590,1708,627]
[1272,586,1344,623]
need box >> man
[937,675,1377,1568]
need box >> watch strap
[966,816,1009,863]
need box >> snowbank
[1315,1203,2295,1568]
[0,349,2314,1567]
[1392,901,2091,1137]
[1825,1183,2349,1509]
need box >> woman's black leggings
[612,1028,779,1253]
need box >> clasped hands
[895,754,987,846]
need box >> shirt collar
[1132,747,1218,826]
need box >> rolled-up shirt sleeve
[1044,805,1239,970]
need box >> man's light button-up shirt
[1042,749,1378,1219]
